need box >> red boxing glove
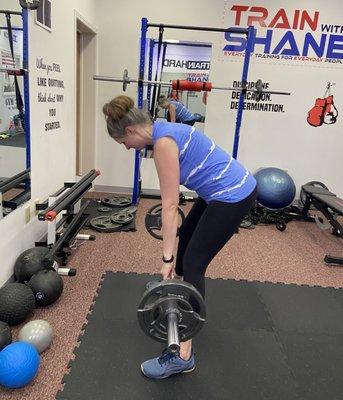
[307,98,326,127]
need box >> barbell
[94,69,291,99]
[137,279,206,353]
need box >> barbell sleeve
[210,85,291,95]
[167,312,180,353]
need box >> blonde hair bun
[103,95,135,121]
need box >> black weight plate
[145,203,185,240]
[101,197,132,207]
[89,216,122,233]
[110,206,137,225]
[111,212,134,225]
[137,279,206,344]
[123,69,129,91]
[97,207,112,213]
[120,205,138,215]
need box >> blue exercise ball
[0,342,40,389]
[254,167,296,210]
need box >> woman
[103,95,257,379]
[158,95,198,126]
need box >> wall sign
[35,57,64,133]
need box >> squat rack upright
[132,18,255,204]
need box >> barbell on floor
[94,69,291,99]
[137,279,206,353]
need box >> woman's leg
[179,189,256,360]
[182,189,257,298]
[174,197,208,277]
[141,191,256,377]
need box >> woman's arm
[153,137,180,265]
[168,104,176,122]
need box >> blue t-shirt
[170,101,195,122]
[152,122,256,203]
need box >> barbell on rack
[94,69,291,99]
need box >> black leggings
[175,188,257,299]
[181,119,196,126]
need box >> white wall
[0,0,97,285]
[95,0,343,198]
[29,1,97,202]
[1,0,342,285]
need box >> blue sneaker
[141,349,195,379]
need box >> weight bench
[301,184,343,265]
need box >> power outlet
[24,205,31,224]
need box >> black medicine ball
[14,247,54,283]
[0,283,35,326]
[28,270,63,307]
[0,321,12,350]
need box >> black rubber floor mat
[56,272,343,400]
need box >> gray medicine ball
[18,319,53,353]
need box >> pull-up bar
[147,23,249,35]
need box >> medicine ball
[254,167,296,210]
[18,319,53,353]
[14,247,54,283]
[0,321,12,351]
[0,283,35,326]
[0,342,40,389]
[28,270,63,307]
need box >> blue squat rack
[132,18,255,204]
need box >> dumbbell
[137,279,206,353]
